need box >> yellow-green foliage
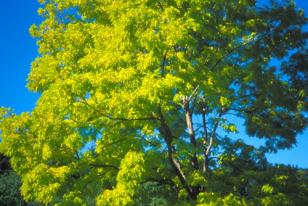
[96,151,144,206]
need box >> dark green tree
[0,153,42,206]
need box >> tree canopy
[0,153,42,206]
[0,0,307,205]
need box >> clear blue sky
[0,1,307,168]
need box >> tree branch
[157,107,195,199]
[203,109,225,173]
[142,177,177,188]
[209,31,270,71]
[79,99,158,122]
[90,163,119,170]
[201,106,208,173]
[160,50,168,77]
[183,96,199,169]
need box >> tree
[0,0,307,205]
[0,153,42,206]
